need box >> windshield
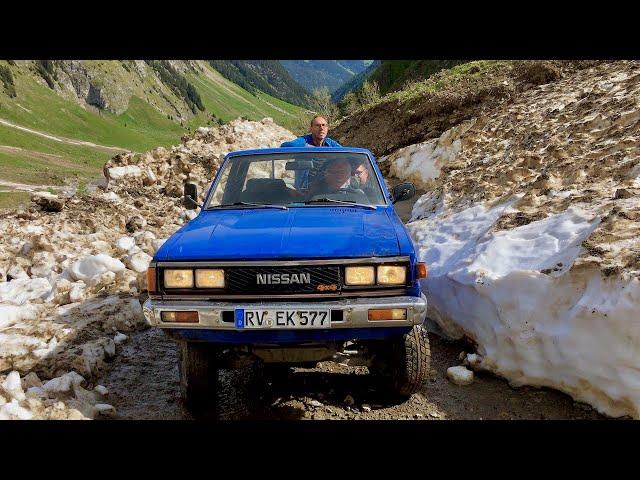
[205,152,386,209]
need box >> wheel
[370,325,431,397]
[263,363,292,384]
[178,341,219,413]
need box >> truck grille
[225,265,342,294]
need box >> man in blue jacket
[281,115,342,188]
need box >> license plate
[235,309,331,329]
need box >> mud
[97,325,604,420]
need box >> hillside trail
[0,179,59,193]
[97,180,605,420]
[0,118,132,154]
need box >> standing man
[281,115,343,188]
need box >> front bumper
[142,294,427,331]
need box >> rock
[142,167,157,186]
[466,353,482,368]
[94,385,109,396]
[113,332,128,345]
[100,192,122,204]
[125,251,152,273]
[94,403,116,417]
[107,165,142,181]
[32,192,64,212]
[362,404,372,412]
[42,371,85,393]
[614,188,634,200]
[2,371,26,401]
[0,400,33,420]
[7,265,29,280]
[309,400,323,408]
[69,282,87,303]
[343,394,355,406]
[21,372,42,389]
[26,386,47,398]
[414,413,423,418]
[126,215,147,233]
[446,366,474,386]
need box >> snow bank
[408,200,640,417]
[381,120,475,189]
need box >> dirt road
[97,182,605,420]
[0,118,131,154]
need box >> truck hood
[156,207,401,261]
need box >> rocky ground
[96,302,604,421]
[0,118,294,419]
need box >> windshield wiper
[208,202,288,210]
[302,198,376,210]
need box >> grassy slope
[0,191,31,210]
[0,61,305,190]
[184,64,306,130]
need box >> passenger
[352,159,378,200]
[280,115,342,189]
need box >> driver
[307,159,369,204]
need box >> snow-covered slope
[384,61,640,417]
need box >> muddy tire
[371,325,431,397]
[178,341,219,414]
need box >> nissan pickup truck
[143,147,430,412]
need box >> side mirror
[184,182,199,210]
[391,182,416,204]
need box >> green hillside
[0,60,307,209]
[207,61,310,107]
[368,60,467,95]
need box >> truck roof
[226,146,375,158]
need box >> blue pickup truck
[143,147,430,411]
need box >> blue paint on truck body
[154,147,423,343]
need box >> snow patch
[67,254,125,285]
[409,200,640,417]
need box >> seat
[240,178,290,204]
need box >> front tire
[371,325,431,397]
[178,341,219,413]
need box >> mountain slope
[207,60,310,107]
[0,60,305,196]
[368,60,467,95]
[332,60,381,102]
[280,60,373,93]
